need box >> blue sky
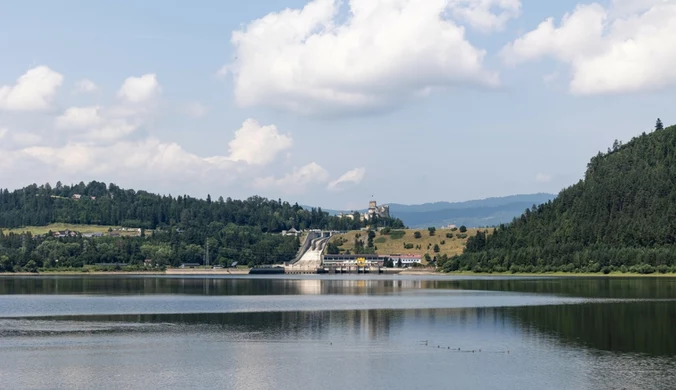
[1,0,674,210]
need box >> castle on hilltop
[365,200,390,220]
[337,200,390,222]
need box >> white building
[388,254,423,267]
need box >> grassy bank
[330,228,487,261]
[2,223,121,235]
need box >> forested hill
[0,181,402,232]
[444,121,676,274]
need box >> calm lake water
[1,275,675,390]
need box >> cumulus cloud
[449,0,521,32]
[55,106,103,130]
[502,1,676,94]
[54,104,141,143]
[0,66,64,111]
[227,0,501,115]
[74,79,98,93]
[14,138,236,180]
[227,119,293,165]
[328,167,366,191]
[254,162,330,194]
[117,74,161,103]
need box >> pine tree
[656,118,664,131]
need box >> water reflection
[2,304,675,389]
[6,301,675,357]
[3,275,676,299]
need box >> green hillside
[0,182,404,273]
[445,122,676,274]
[329,228,486,263]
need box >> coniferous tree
[445,122,676,274]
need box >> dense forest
[0,181,402,231]
[442,120,676,274]
[0,182,404,272]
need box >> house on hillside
[71,194,82,200]
[53,229,78,238]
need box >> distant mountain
[387,194,556,214]
[391,194,556,228]
[309,193,556,228]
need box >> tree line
[0,181,404,232]
[0,224,299,272]
[0,181,405,272]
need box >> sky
[1,0,674,210]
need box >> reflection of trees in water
[428,278,676,299]
[52,310,402,341]
[505,302,676,357]
[0,277,426,296]
[3,276,676,300]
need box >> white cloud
[184,102,209,118]
[227,119,293,165]
[502,1,676,94]
[449,0,521,32]
[535,173,552,183]
[0,66,64,111]
[74,79,98,93]
[227,0,500,115]
[117,74,161,103]
[0,127,7,140]
[328,167,366,191]
[14,138,236,180]
[55,106,103,130]
[54,105,141,143]
[254,162,330,194]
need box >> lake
[1,275,675,389]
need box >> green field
[1,223,123,235]
[329,228,488,261]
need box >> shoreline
[1,270,675,277]
[400,270,676,277]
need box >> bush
[457,233,468,239]
[446,233,453,239]
[638,264,655,274]
[380,227,391,236]
[433,244,440,253]
[428,227,436,236]
[389,230,406,239]
[657,264,669,274]
[404,243,414,249]
[440,240,445,245]
[414,231,422,239]
[459,226,467,233]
